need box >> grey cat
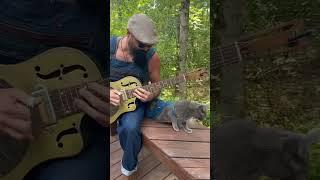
[213,119,320,180]
[157,100,207,133]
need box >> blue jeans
[117,101,146,175]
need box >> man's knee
[121,122,141,135]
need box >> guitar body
[0,47,102,180]
[110,76,141,124]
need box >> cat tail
[156,107,171,122]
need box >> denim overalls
[0,1,107,180]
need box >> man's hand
[0,88,34,140]
[110,89,121,106]
[133,87,154,102]
[74,82,108,127]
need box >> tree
[178,0,190,98]
[218,0,245,120]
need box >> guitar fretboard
[211,42,243,69]
[49,79,107,119]
[124,75,186,99]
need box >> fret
[162,81,167,87]
[169,79,174,86]
[50,90,63,119]
[74,86,80,99]
[145,85,150,93]
[62,89,71,114]
[149,84,154,93]
[69,87,78,113]
[57,89,66,114]
[66,88,73,113]
[212,44,241,68]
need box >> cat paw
[182,128,192,133]
[173,127,180,132]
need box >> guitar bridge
[32,85,57,126]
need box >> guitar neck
[124,75,186,99]
[49,79,106,119]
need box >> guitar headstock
[240,19,311,59]
[185,68,208,81]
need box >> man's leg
[117,103,145,176]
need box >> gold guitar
[109,69,208,124]
[0,47,103,180]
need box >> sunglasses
[137,40,153,49]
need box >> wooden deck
[110,120,210,180]
[141,121,210,180]
[110,135,179,180]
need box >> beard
[132,48,148,67]
[127,36,148,67]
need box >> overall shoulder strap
[110,36,120,56]
[146,47,156,61]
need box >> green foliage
[212,0,320,178]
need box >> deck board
[142,127,209,142]
[141,121,210,180]
[110,135,179,180]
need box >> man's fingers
[110,101,119,106]
[1,126,25,140]
[88,82,107,97]
[136,87,150,95]
[1,116,32,135]
[78,88,107,113]
[10,89,32,107]
[6,102,31,120]
[110,89,121,106]
[133,88,149,100]
[0,120,33,140]
[110,98,120,106]
[74,99,106,126]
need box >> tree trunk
[219,0,245,120]
[178,0,190,98]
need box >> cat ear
[305,128,320,146]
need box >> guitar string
[210,43,249,68]
[210,29,313,68]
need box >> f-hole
[56,124,78,148]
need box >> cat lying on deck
[213,119,320,180]
[156,100,207,133]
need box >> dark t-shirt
[0,0,107,148]
[0,0,106,70]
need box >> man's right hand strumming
[110,89,121,106]
[0,88,34,140]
